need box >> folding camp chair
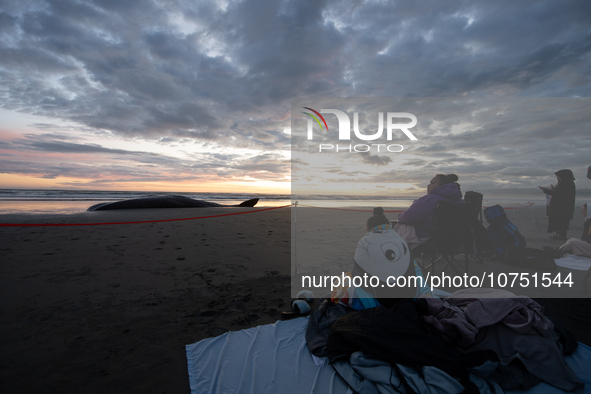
[410,200,473,276]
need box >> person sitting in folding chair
[393,173,465,249]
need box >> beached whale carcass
[87,196,259,211]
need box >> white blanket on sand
[186,317,591,394]
[555,254,591,271]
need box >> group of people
[333,170,591,391]
[365,168,591,262]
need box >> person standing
[540,169,576,241]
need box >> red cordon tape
[0,205,290,227]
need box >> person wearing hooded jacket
[393,173,464,249]
[540,169,576,241]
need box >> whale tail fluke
[87,202,109,211]
[238,198,259,207]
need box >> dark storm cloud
[27,141,140,155]
[330,1,591,97]
[2,0,587,140]
[0,159,151,180]
[6,133,149,155]
[359,152,392,166]
[1,0,591,187]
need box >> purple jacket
[398,183,464,238]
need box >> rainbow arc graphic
[302,107,328,132]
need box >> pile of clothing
[306,289,583,394]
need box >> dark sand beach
[0,206,292,393]
[1,203,590,393]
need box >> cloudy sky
[0,0,590,194]
[291,97,591,196]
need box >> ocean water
[0,188,560,215]
[0,189,291,214]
